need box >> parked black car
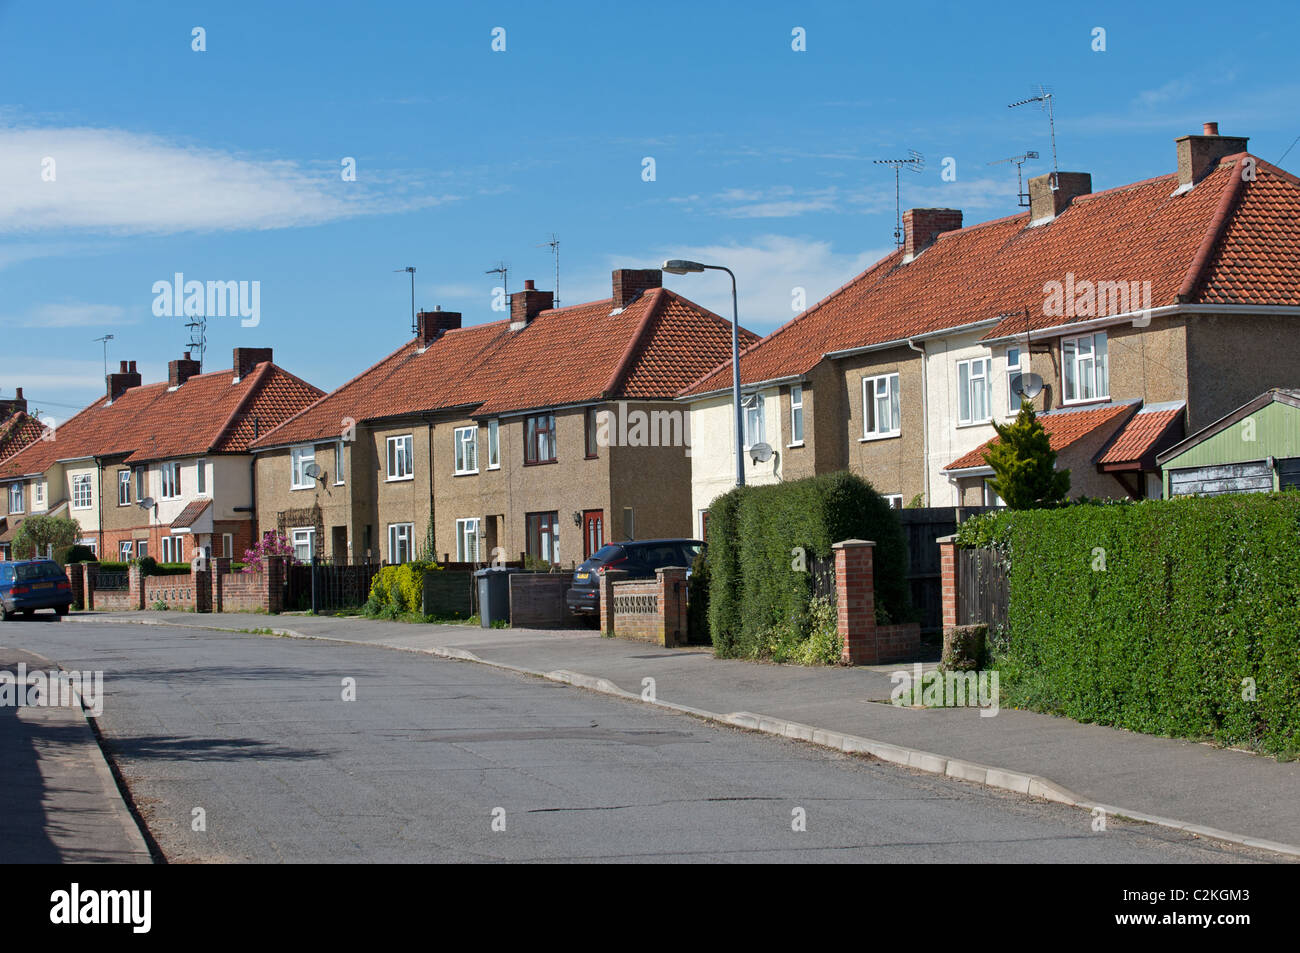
[0,559,73,620]
[565,539,703,618]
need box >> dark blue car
[0,559,73,619]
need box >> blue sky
[2,0,1296,420]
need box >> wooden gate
[898,507,996,633]
[957,547,1008,629]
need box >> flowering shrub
[366,560,439,617]
[242,531,296,573]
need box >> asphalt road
[0,618,1280,863]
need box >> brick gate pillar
[937,534,959,630]
[599,569,627,637]
[834,539,877,665]
[656,566,688,647]
[128,561,145,610]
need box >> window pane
[863,379,875,434]
[958,362,971,422]
[889,375,901,431]
[1062,340,1077,400]
[1095,333,1109,396]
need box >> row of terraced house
[2,122,1298,566]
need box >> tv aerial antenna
[485,262,508,305]
[394,266,416,334]
[988,151,1039,207]
[92,334,114,379]
[536,235,560,308]
[873,151,925,247]
[184,312,206,370]
[1008,86,1059,190]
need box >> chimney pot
[902,209,963,261]
[106,360,142,402]
[168,353,202,388]
[1028,172,1092,223]
[611,268,664,309]
[14,388,22,400]
[509,281,553,329]
[1175,124,1249,188]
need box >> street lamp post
[662,260,744,487]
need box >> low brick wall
[93,589,138,611]
[508,573,571,628]
[874,623,922,664]
[607,567,688,647]
[212,557,283,613]
[143,573,204,611]
[423,570,473,617]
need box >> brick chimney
[1176,122,1249,188]
[612,268,663,309]
[1028,171,1092,223]
[416,307,462,347]
[168,351,202,387]
[232,347,273,381]
[106,360,142,402]
[509,280,553,330]
[903,209,963,261]
[0,387,27,418]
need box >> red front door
[582,510,604,558]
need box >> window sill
[787,441,805,448]
[385,475,415,483]
[290,484,315,491]
[453,470,479,477]
[1061,396,1111,407]
[487,464,500,471]
[524,460,558,467]
[955,419,993,430]
[860,432,901,443]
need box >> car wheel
[0,604,11,621]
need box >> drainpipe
[907,339,929,506]
[94,455,104,557]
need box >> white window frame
[160,461,181,500]
[291,527,316,562]
[1007,347,1023,414]
[197,458,207,495]
[487,419,500,469]
[862,373,901,439]
[118,470,131,506]
[388,522,413,564]
[33,481,45,509]
[741,394,765,450]
[454,426,478,475]
[8,483,23,514]
[71,474,93,510]
[386,435,414,482]
[956,357,992,426]
[789,384,804,445]
[291,446,315,490]
[456,518,480,562]
[135,467,145,501]
[883,494,904,509]
[222,533,233,558]
[334,439,346,485]
[120,541,134,561]
[161,535,184,563]
[1061,331,1110,404]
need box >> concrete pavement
[58,609,1300,857]
[0,646,152,863]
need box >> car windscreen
[590,545,623,563]
[639,544,687,568]
[15,563,65,582]
[679,543,702,563]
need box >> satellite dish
[303,462,323,480]
[137,497,155,510]
[1013,372,1044,399]
[749,442,774,464]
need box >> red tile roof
[945,402,1139,471]
[681,153,1300,396]
[254,286,754,447]
[0,412,49,464]
[0,361,323,481]
[1095,403,1185,468]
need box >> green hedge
[706,471,911,658]
[973,495,1300,755]
[96,561,129,573]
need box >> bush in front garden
[706,471,911,661]
[366,560,440,617]
[966,494,1300,756]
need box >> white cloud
[18,302,131,328]
[599,236,895,333]
[0,126,455,236]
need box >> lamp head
[662,259,706,275]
